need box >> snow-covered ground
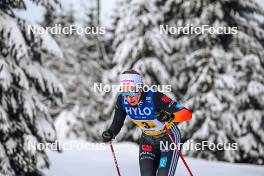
[43,141,264,176]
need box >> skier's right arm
[102,95,127,142]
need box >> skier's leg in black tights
[139,135,159,176]
[157,125,181,176]
[139,124,181,176]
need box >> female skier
[102,70,192,176]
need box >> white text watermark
[93,83,172,94]
[27,24,106,35]
[27,140,106,151]
[160,140,238,152]
[160,24,238,35]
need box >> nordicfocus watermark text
[27,140,106,151]
[27,24,105,35]
[160,24,238,35]
[160,140,238,151]
[93,83,172,93]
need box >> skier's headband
[119,74,142,85]
[119,74,142,97]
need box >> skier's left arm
[153,91,192,122]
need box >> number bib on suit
[121,90,169,135]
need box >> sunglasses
[120,91,138,97]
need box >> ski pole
[109,141,122,176]
[164,126,194,176]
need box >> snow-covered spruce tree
[0,0,64,175]
[42,7,110,141]
[161,0,264,164]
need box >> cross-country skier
[102,70,192,176]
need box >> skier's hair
[122,70,141,75]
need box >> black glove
[102,129,114,142]
[155,110,173,122]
